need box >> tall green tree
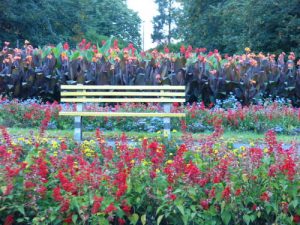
[152,0,180,44]
[177,0,300,54]
[0,0,141,47]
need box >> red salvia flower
[293,215,300,223]
[53,186,64,202]
[260,192,270,202]
[4,215,14,225]
[222,186,231,200]
[200,199,210,210]
[104,203,117,214]
[235,188,242,196]
[60,199,70,212]
[118,218,126,225]
[91,196,104,214]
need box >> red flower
[121,204,132,215]
[61,199,70,212]
[293,215,300,223]
[104,203,117,214]
[209,187,216,198]
[180,45,185,54]
[260,192,270,202]
[184,161,201,183]
[4,215,14,225]
[91,196,104,214]
[280,156,296,181]
[169,193,177,201]
[164,47,170,53]
[25,181,36,189]
[113,40,119,49]
[268,165,277,177]
[63,42,69,50]
[118,218,126,225]
[200,199,210,210]
[222,186,231,200]
[235,188,242,196]
[60,141,68,150]
[252,204,257,211]
[63,214,73,224]
[53,186,64,202]
[249,147,263,164]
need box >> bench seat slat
[61,92,185,97]
[61,98,185,103]
[59,112,186,117]
[61,85,185,90]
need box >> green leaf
[157,215,164,225]
[176,204,185,216]
[243,215,251,225]
[141,214,146,225]
[85,50,94,62]
[221,210,231,225]
[70,51,80,61]
[129,213,139,225]
[156,205,165,215]
[98,217,109,225]
[52,43,63,59]
[291,199,298,209]
[42,47,51,59]
[17,205,25,215]
[72,214,78,224]
[100,37,112,56]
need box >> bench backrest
[60,85,186,103]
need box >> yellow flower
[166,160,173,164]
[240,146,246,151]
[263,148,269,153]
[172,129,177,133]
[245,47,251,52]
[18,137,25,142]
[156,169,160,173]
[250,142,255,147]
[130,160,135,164]
[52,141,59,149]
[53,151,58,157]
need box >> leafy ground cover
[0,122,300,224]
[1,98,300,135]
[6,128,300,144]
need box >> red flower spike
[4,215,14,225]
[200,199,210,210]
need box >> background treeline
[0,0,141,47]
[153,0,300,55]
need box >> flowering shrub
[1,40,300,105]
[1,98,300,134]
[0,123,299,224]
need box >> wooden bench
[59,85,186,141]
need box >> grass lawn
[7,127,300,143]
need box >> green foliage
[0,0,141,47]
[177,0,300,55]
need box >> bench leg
[74,116,82,142]
[163,103,171,140]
